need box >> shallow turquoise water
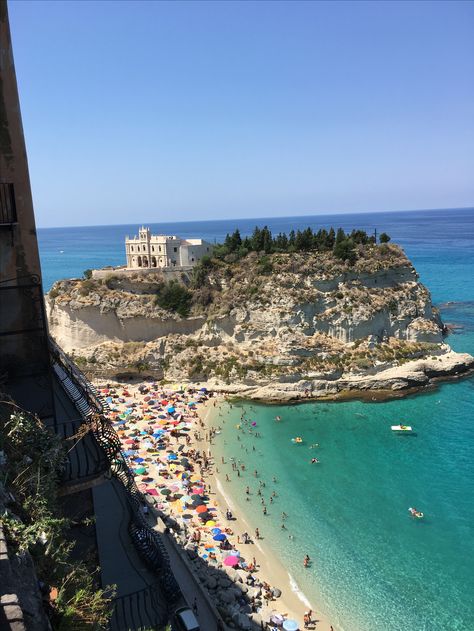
[212,374,474,630]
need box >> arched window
[137,256,142,267]
[143,256,148,267]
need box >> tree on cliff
[379,232,391,243]
[333,238,357,264]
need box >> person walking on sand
[304,554,311,567]
[255,528,260,539]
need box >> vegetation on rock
[0,406,115,630]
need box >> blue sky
[8,0,474,228]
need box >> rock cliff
[46,244,474,400]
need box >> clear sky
[8,0,474,228]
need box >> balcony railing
[49,336,181,620]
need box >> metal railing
[110,583,167,631]
[49,337,181,625]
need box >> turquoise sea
[38,208,474,630]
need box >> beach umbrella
[167,454,178,461]
[224,556,239,567]
[191,494,203,501]
[146,489,159,496]
[181,495,192,503]
[196,505,208,514]
[205,520,216,527]
[160,488,171,495]
[213,533,226,541]
[182,514,193,520]
[134,457,145,463]
[134,467,147,474]
[282,621,299,631]
[211,528,221,535]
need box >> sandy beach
[91,376,337,630]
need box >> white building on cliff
[125,227,213,270]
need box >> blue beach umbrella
[167,453,178,461]
[167,406,176,414]
[211,528,221,535]
[213,533,226,541]
[134,457,145,463]
[282,621,299,631]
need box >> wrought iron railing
[49,336,182,620]
[110,583,167,631]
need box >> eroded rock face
[45,245,473,397]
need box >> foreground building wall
[0,0,53,416]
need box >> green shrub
[257,255,273,275]
[155,280,192,317]
[83,269,92,279]
[104,274,119,289]
[78,279,95,296]
[333,238,357,264]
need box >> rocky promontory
[46,239,474,400]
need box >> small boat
[391,424,413,433]
[408,507,424,519]
[291,437,303,444]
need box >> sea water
[38,208,474,630]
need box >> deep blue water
[37,208,474,630]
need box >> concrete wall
[0,1,51,384]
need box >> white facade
[125,227,213,270]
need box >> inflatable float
[408,507,424,519]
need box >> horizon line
[36,205,474,231]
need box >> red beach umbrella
[196,505,208,514]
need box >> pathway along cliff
[46,237,474,401]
